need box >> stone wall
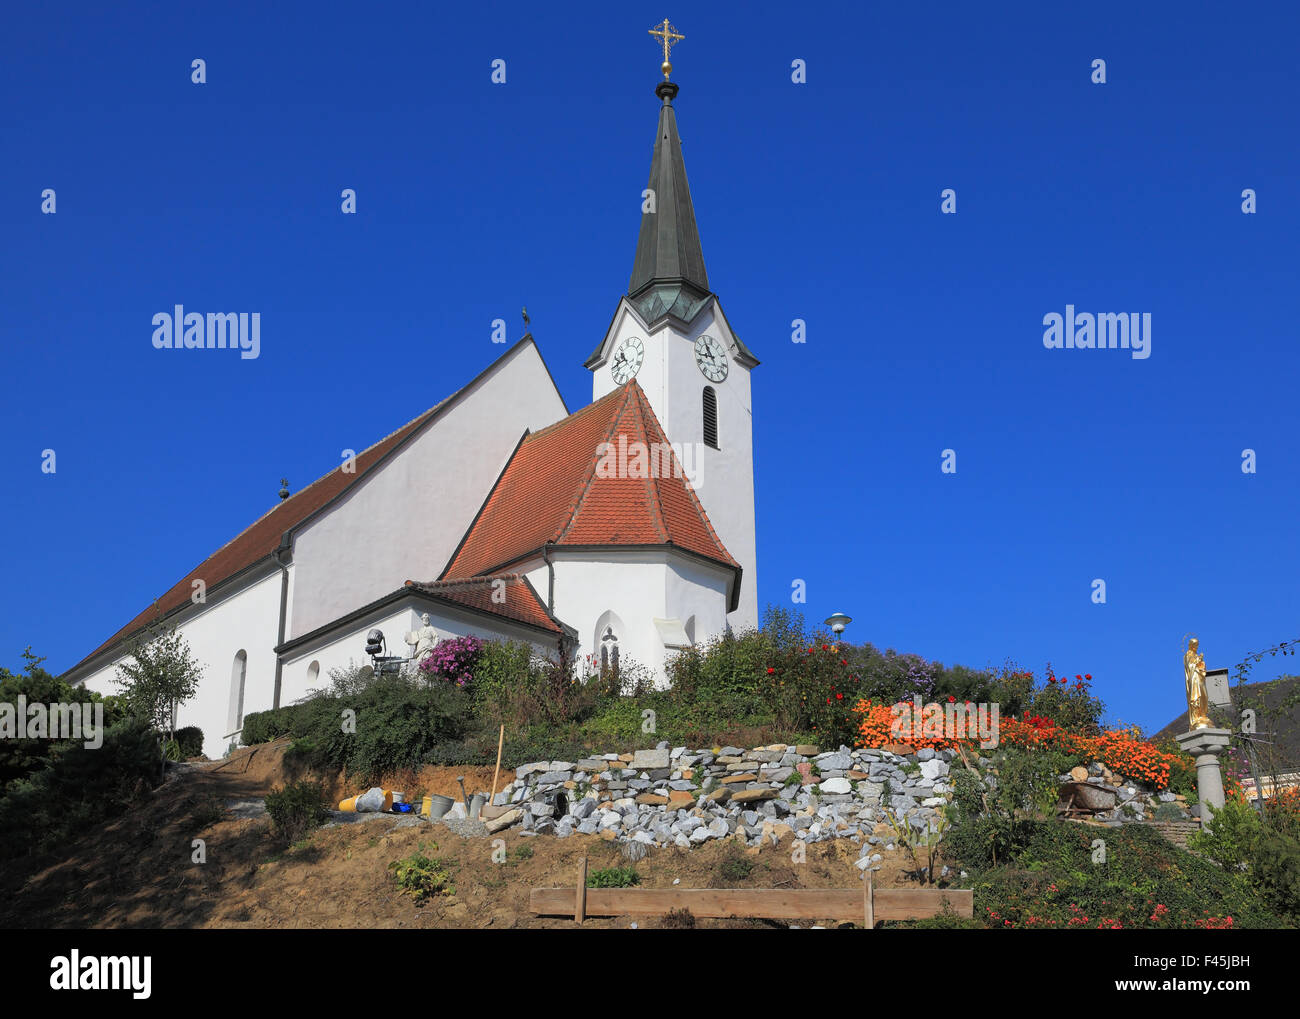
[485,741,1194,859]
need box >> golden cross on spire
[648,18,684,80]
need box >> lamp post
[824,613,852,646]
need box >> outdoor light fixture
[824,613,852,642]
[364,628,404,675]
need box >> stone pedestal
[1175,728,1232,821]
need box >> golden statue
[1184,636,1212,730]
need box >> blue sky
[3,2,1297,732]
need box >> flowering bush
[761,640,861,746]
[417,635,484,687]
[852,669,1187,790]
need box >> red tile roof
[442,380,738,581]
[405,575,563,635]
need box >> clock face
[694,334,728,382]
[610,337,644,384]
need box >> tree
[113,625,203,744]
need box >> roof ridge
[629,387,670,543]
[553,383,637,545]
[632,383,738,568]
[525,385,625,442]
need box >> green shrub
[588,865,640,888]
[1154,801,1185,822]
[0,718,161,860]
[1253,834,1300,923]
[967,821,1283,928]
[1188,798,1262,871]
[389,844,455,903]
[174,726,205,758]
[0,650,128,792]
[246,674,477,782]
[944,747,1071,868]
[241,706,295,745]
[263,779,329,845]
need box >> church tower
[584,23,760,631]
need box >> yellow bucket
[338,789,393,813]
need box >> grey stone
[633,748,672,770]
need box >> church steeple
[628,23,711,324]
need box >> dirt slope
[0,742,919,929]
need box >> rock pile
[484,742,1191,852]
[488,742,951,856]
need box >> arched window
[227,650,247,737]
[703,386,719,449]
[306,660,320,689]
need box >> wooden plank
[488,724,505,809]
[864,873,874,929]
[575,856,588,922]
[530,886,972,922]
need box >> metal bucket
[468,793,487,820]
[424,794,454,819]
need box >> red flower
[826,698,832,704]
[1085,674,1092,680]
[766,667,775,674]
[947,695,956,703]
[840,659,847,666]
[836,693,843,700]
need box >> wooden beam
[864,873,874,929]
[532,886,972,922]
[574,855,587,923]
[488,724,505,809]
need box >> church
[64,33,760,760]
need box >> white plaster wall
[289,341,568,638]
[663,301,759,632]
[550,550,732,689]
[665,557,732,647]
[278,600,560,705]
[551,556,669,683]
[76,567,285,759]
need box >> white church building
[65,74,760,759]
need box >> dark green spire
[627,81,711,323]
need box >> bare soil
[0,741,923,929]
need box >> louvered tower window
[703,386,719,449]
